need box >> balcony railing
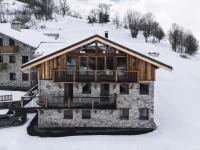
[0,63,7,70]
[0,46,19,53]
[37,95,116,109]
[53,70,138,83]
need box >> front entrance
[64,83,73,106]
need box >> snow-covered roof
[22,34,172,71]
[0,23,57,48]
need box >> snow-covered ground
[0,90,25,101]
[0,14,200,150]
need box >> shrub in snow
[169,23,199,55]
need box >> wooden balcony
[0,46,19,53]
[0,63,7,70]
[53,70,138,83]
[37,95,116,109]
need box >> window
[120,84,129,94]
[0,38,3,46]
[67,56,76,75]
[9,55,16,63]
[106,57,114,70]
[97,57,105,70]
[9,39,15,46]
[117,57,126,70]
[140,84,149,95]
[0,55,3,63]
[22,56,29,64]
[64,110,73,119]
[120,108,129,120]
[10,73,16,80]
[139,108,149,120]
[22,73,29,81]
[82,83,91,94]
[88,57,96,70]
[79,57,87,75]
[82,109,91,119]
[117,57,126,76]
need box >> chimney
[105,31,108,38]
[11,21,22,31]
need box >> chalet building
[21,34,172,129]
[0,21,55,91]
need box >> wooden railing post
[115,70,118,82]
[73,71,76,82]
[95,70,97,82]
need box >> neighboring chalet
[0,21,55,91]
[21,34,172,130]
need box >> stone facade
[0,33,35,90]
[38,80,156,129]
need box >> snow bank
[0,109,8,115]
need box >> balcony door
[64,83,73,105]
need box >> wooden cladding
[0,46,19,53]
[37,49,156,81]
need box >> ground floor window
[82,83,91,94]
[140,84,149,95]
[9,55,15,63]
[119,108,129,120]
[22,73,29,81]
[64,110,73,119]
[120,84,129,94]
[10,73,16,80]
[139,108,149,120]
[0,55,3,63]
[82,109,91,119]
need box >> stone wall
[0,33,34,89]
[38,80,155,129]
[38,109,156,129]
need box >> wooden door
[64,83,73,106]
[100,84,110,102]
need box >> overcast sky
[70,0,200,39]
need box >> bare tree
[141,12,155,42]
[112,13,120,29]
[184,32,199,55]
[126,10,141,38]
[59,0,70,17]
[98,3,111,25]
[169,23,185,52]
[88,9,98,25]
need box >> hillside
[0,15,200,150]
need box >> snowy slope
[0,16,200,150]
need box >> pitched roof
[0,23,56,48]
[21,34,173,71]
